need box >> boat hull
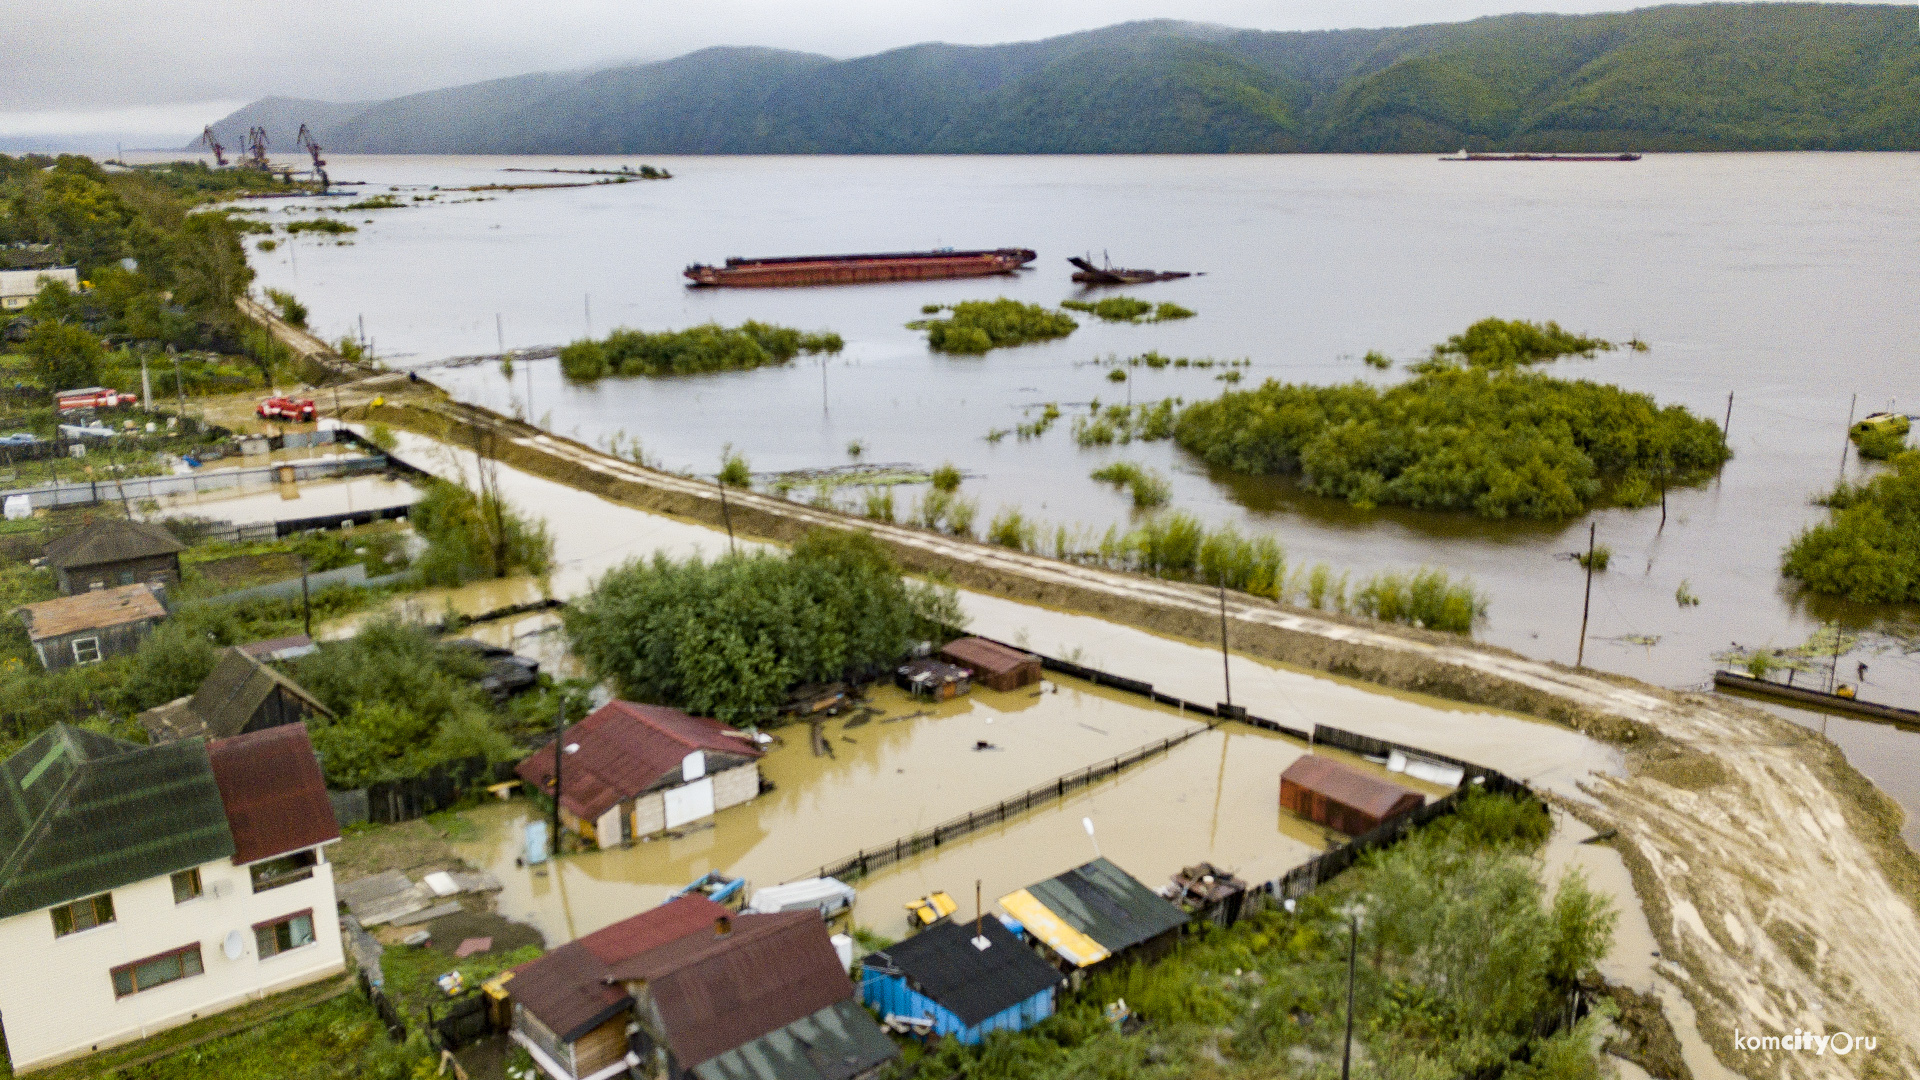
[1440,152,1641,162]
[686,248,1037,287]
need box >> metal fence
[428,995,492,1052]
[0,453,389,510]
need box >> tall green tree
[24,320,104,389]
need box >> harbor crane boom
[246,126,270,170]
[296,124,329,191]
[199,127,227,167]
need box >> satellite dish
[223,929,245,960]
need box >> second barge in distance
[1440,149,1641,162]
[684,248,1037,287]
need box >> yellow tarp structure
[998,888,1109,968]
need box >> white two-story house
[0,722,345,1073]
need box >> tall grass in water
[988,507,1038,550]
[718,445,751,488]
[1089,462,1171,509]
[862,487,895,522]
[1349,568,1488,633]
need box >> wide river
[232,152,1920,838]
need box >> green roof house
[0,724,344,1073]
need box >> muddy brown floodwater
[449,678,1457,943]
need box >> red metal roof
[516,700,763,821]
[507,896,727,1042]
[938,637,1037,677]
[206,725,340,865]
[609,910,854,1070]
[1280,755,1423,820]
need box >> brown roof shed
[937,637,1042,692]
[206,724,340,865]
[507,895,727,1041]
[44,519,184,570]
[16,582,166,641]
[1279,755,1424,836]
[516,700,763,822]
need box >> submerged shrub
[1427,317,1613,369]
[919,298,1076,353]
[1782,448,1920,602]
[1089,461,1171,509]
[559,320,840,380]
[1349,568,1487,633]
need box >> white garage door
[663,778,716,829]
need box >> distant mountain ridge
[202,5,1920,154]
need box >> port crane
[199,127,227,167]
[246,126,270,170]
[296,124,329,191]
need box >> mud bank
[355,392,1919,1078]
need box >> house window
[255,910,316,958]
[71,637,102,664]
[51,892,115,937]
[111,944,204,998]
[249,850,317,893]
[171,868,203,903]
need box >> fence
[428,995,492,1052]
[206,563,413,606]
[357,970,407,1042]
[0,453,390,510]
[331,755,516,826]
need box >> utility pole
[1722,391,1734,451]
[1828,621,1844,694]
[821,357,829,414]
[1840,393,1858,477]
[1218,582,1233,710]
[1341,915,1358,1080]
[140,350,152,411]
[299,557,312,638]
[550,692,566,859]
[584,294,592,338]
[717,479,736,555]
[1576,522,1596,669]
[496,314,505,358]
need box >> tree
[24,320,104,390]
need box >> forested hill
[205,4,1920,154]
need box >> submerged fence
[329,755,516,827]
[806,636,1537,910]
[0,452,390,510]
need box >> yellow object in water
[1836,684,1856,699]
[904,891,958,927]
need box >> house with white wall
[0,723,344,1073]
[0,267,79,311]
[516,700,765,848]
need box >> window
[71,637,102,664]
[254,910,316,958]
[111,944,204,998]
[171,868,203,904]
[249,850,317,893]
[51,893,115,937]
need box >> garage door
[663,778,716,829]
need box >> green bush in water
[1089,461,1171,509]
[559,321,841,380]
[1425,317,1613,370]
[1349,568,1488,633]
[930,462,963,492]
[1153,302,1195,321]
[1782,447,1920,602]
[1174,366,1728,519]
[920,298,1076,353]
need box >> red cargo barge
[684,248,1037,287]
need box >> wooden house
[138,646,334,744]
[516,701,764,849]
[44,519,184,595]
[861,916,1064,1044]
[997,858,1188,984]
[507,899,896,1080]
[15,582,166,670]
[895,657,970,700]
[1280,755,1424,836]
[937,637,1042,692]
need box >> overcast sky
[0,0,1828,137]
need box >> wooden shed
[15,582,166,670]
[937,637,1042,692]
[44,519,184,595]
[1279,755,1424,836]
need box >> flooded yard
[446,675,1459,946]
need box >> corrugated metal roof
[997,889,1107,968]
[43,519,183,570]
[692,998,898,1080]
[1280,755,1422,820]
[1001,858,1187,963]
[140,647,333,743]
[16,582,166,640]
[206,725,339,865]
[937,637,1036,677]
[507,896,726,1041]
[516,700,763,821]
[638,911,855,1070]
[863,916,1063,1027]
[0,725,233,920]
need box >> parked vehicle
[55,387,135,412]
[0,432,39,446]
[257,397,317,422]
